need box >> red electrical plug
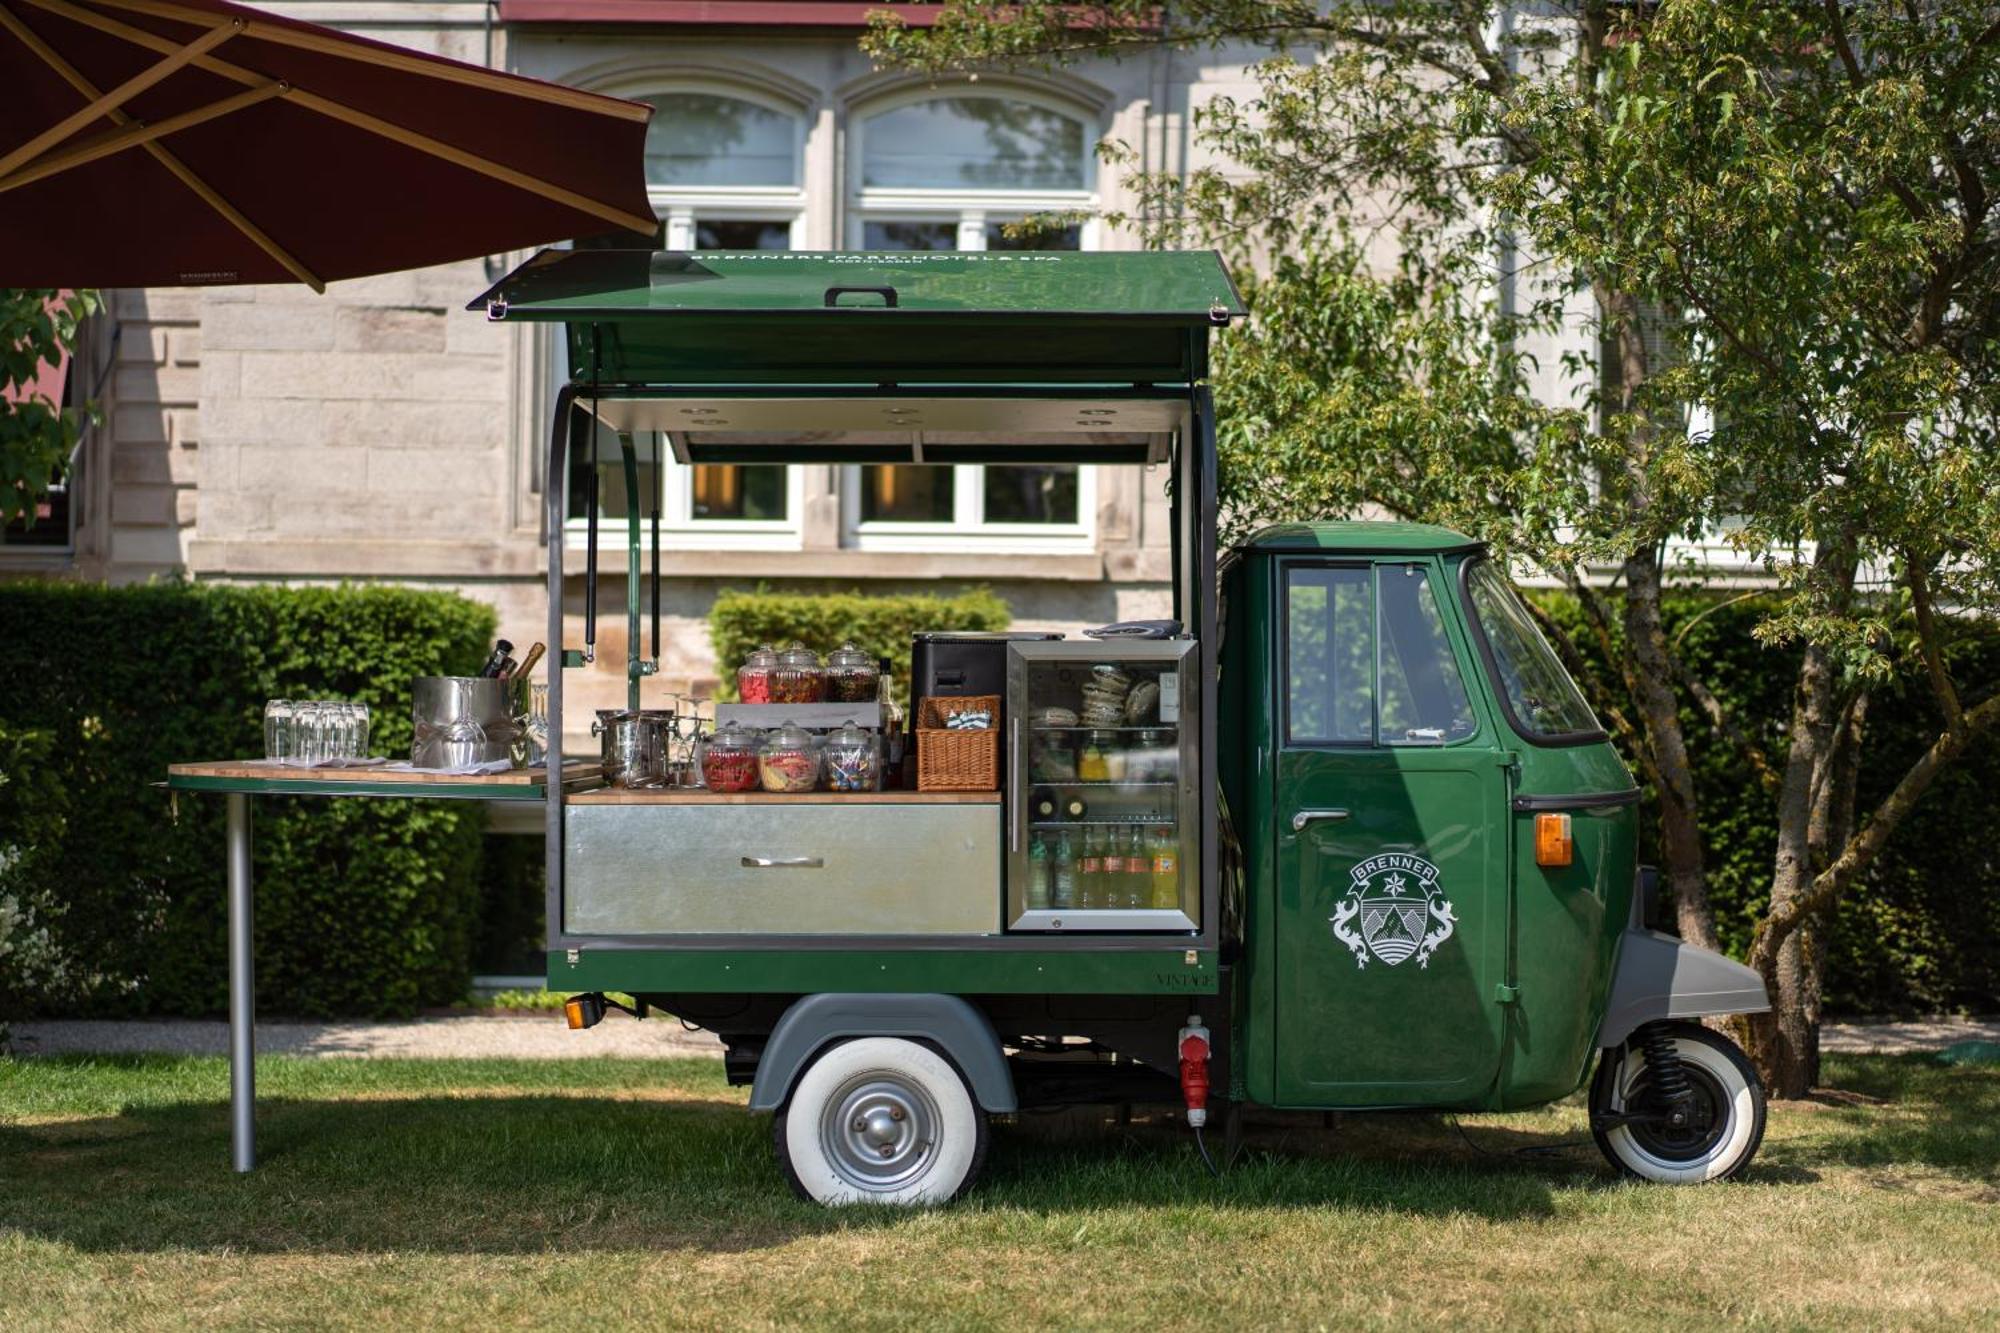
[1178,1013,1211,1128]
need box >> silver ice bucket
[411,676,519,769]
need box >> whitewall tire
[775,1037,989,1206]
[1590,1022,1766,1183]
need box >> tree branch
[1904,554,1965,737]
[1669,652,1782,795]
[1751,689,2000,972]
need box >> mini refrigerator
[1004,639,1199,932]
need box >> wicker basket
[915,694,1002,792]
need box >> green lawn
[2,1052,1995,1329]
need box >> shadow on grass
[1759,1053,2000,1181]
[0,1070,1594,1254]
[8,1051,1983,1256]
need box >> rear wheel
[1590,1021,1765,1183]
[775,1037,989,1206]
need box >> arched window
[845,91,1098,546]
[641,90,805,251]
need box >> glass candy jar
[758,721,823,792]
[825,641,880,703]
[824,722,882,792]
[771,643,826,704]
[736,643,778,704]
[701,720,761,792]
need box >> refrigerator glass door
[1006,640,1198,932]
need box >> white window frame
[841,462,1096,554]
[563,431,807,553]
[843,87,1102,552]
[640,83,810,247]
[560,82,810,552]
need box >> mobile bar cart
[169,247,1774,1200]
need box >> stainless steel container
[594,709,670,788]
[411,676,518,770]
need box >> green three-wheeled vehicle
[472,247,1771,1203]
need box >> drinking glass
[264,699,295,761]
[348,702,371,759]
[294,701,325,765]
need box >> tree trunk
[1745,542,1856,1096]
[1594,279,1718,952]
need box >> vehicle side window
[1286,567,1373,744]
[1378,564,1477,744]
[1285,564,1475,746]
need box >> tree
[1530,3,2000,1092]
[865,0,2000,1095]
[1,288,98,529]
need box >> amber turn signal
[1534,813,1573,868]
[564,994,605,1030]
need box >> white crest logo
[1330,852,1457,969]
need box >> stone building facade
[13,2,1639,731]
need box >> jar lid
[762,720,814,749]
[777,644,823,670]
[710,719,758,751]
[826,641,874,671]
[741,643,778,668]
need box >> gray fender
[747,992,1017,1114]
[1594,929,1770,1048]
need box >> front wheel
[1590,1021,1766,1183]
[775,1037,989,1206]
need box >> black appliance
[911,631,1063,703]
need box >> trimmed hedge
[709,585,1011,709]
[0,581,495,1019]
[1537,591,2000,1015]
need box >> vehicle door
[1272,559,1508,1106]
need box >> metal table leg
[227,792,255,1172]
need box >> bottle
[1151,824,1180,910]
[1052,831,1076,910]
[1101,825,1124,904]
[477,639,514,679]
[876,658,904,763]
[1063,795,1088,821]
[1078,827,1104,909]
[1124,825,1150,909]
[1031,787,1058,822]
[1027,834,1051,911]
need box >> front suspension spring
[1639,1024,1693,1112]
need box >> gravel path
[9,1013,1997,1061]
[8,1012,722,1060]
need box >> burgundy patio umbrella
[0,0,657,290]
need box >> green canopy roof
[470,248,1244,388]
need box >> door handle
[1291,808,1350,833]
[740,855,824,869]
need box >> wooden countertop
[567,788,999,805]
[169,760,601,786]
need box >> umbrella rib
[85,0,652,123]
[22,0,660,238]
[0,80,288,196]
[0,9,240,180]
[0,1,322,290]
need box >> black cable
[1446,1113,1591,1159]
[1192,1122,1222,1179]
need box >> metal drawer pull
[1291,809,1350,833]
[741,855,825,869]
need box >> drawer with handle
[564,802,1002,936]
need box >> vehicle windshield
[1464,560,1603,742]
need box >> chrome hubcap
[821,1073,939,1192]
